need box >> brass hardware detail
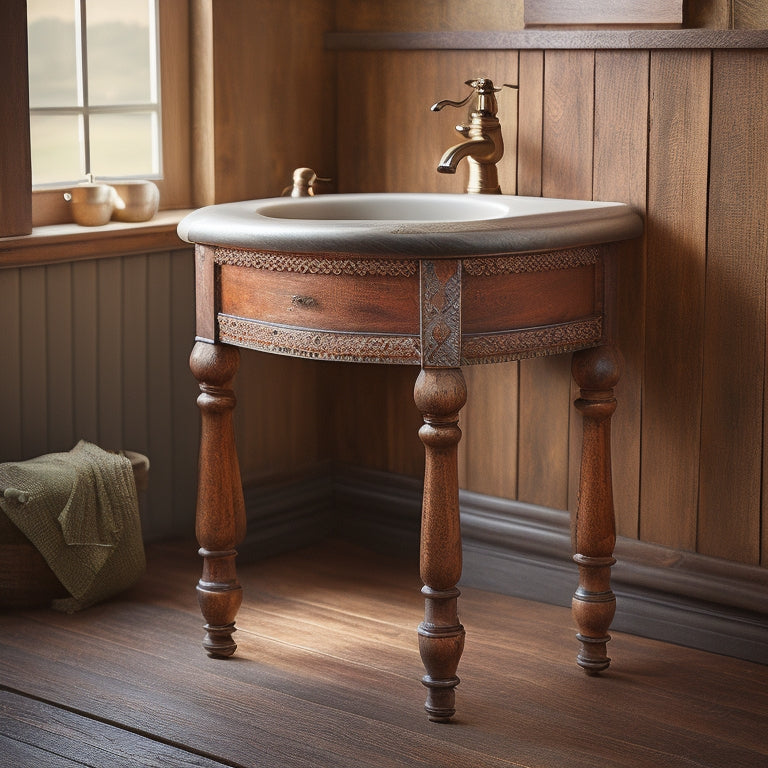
[432,77,517,195]
[281,167,331,197]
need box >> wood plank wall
[5,0,767,570]
[331,45,768,569]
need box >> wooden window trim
[0,209,193,269]
[31,0,192,228]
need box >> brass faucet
[431,78,516,195]
[282,167,331,197]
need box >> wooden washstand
[181,192,642,722]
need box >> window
[27,0,161,188]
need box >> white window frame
[28,0,162,189]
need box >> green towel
[0,441,145,612]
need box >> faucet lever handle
[431,78,517,117]
[430,90,474,113]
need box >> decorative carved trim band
[214,248,418,277]
[218,315,421,364]
[462,316,603,365]
[421,260,462,367]
[218,315,601,366]
[463,247,599,276]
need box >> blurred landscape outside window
[28,0,161,187]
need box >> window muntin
[27,0,161,188]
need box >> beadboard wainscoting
[0,248,200,540]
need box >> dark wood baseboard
[239,463,768,664]
[332,464,768,665]
[238,466,335,563]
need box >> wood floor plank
[0,540,766,768]
[0,732,87,768]
[0,689,231,768]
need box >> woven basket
[0,450,149,608]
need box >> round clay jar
[111,180,160,222]
[66,183,118,226]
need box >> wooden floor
[1,539,766,768]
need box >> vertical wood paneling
[641,51,710,551]
[321,362,388,472]
[384,366,423,478]
[0,269,22,460]
[700,50,768,564]
[541,51,594,198]
[20,268,48,460]
[461,362,519,499]
[518,50,594,511]
[96,259,124,451]
[335,48,522,490]
[211,0,336,203]
[45,263,75,451]
[122,255,149,454]
[236,352,323,483]
[71,261,99,442]
[146,252,175,539]
[517,50,543,197]
[1,248,199,541]
[593,50,649,539]
[332,42,768,569]
[170,249,199,534]
[338,50,518,196]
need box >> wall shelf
[326,29,768,51]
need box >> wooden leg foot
[571,345,621,674]
[190,342,246,658]
[414,367,467,722]
[419,586,465,722]
[197,547,242,658]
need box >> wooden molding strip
[0,209,194,269]
[326,29,768,51]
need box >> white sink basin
[254,193,512,222]
[178,193,642,256]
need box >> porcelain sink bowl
[178,192,642,256]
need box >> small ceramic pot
[64,183,122,226]
[111,180,160,222]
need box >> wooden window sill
[0,209,194,269]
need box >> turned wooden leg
[414,367,467,722]
[190,341,246,658]
[571,345,621,674]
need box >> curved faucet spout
[432,77,512,194]
[437,137,496,174]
